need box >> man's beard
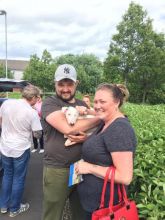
[55,91,76,102]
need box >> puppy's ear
[62,107,68,113]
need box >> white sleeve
[31,111,42,131]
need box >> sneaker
[39,149,44,153]
[1,207,7,214]
[31,149,37,153]
[9,203,29,217]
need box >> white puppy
[62,106,96,146]
[62,106,79,125]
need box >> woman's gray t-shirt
[77,117,137,212]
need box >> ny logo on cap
[64,67,70,74]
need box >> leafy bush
[8,92,22,99]
[123,103,165,219]
[147,89,165,104]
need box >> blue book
[68,160,83,186]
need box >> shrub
[123,103,165,219]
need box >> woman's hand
[75,160,92,175]
[67,131,88,145]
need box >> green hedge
[123,103,165,219]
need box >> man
[41,64,99,220]
[0,85,42,217]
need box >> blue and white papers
[68,160,83,186]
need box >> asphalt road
[0,152,43,220]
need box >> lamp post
[0,10,8,78]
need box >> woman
[75,83,137,220]
[31,95,44,153]
[82,95,94,110]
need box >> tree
[104,2,165,103]
[23,50,56,92]
[23,52,103,94]
[77,54,103,93]
[55,54,77,66]
[0,64,14,78]
[56,53,103,94]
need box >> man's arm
[46,110,100,135]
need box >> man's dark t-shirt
[41,95,87,168]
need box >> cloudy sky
[0,0,165,61]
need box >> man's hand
[65,131,88,146]
[75,106,88,115]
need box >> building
[0,59,29,80]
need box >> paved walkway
[0,152,43,220]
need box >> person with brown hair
[82,95,93,110]
[73,83,137,220]
[31,95,44,154]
